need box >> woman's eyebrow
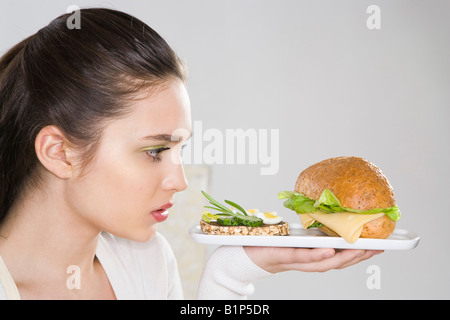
[140,132,192,142]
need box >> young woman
[0,8,381,300]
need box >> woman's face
[65,78,192,242]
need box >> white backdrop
[1,0,449,299]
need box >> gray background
[1,0,449,299]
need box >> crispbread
[200,220,290,236]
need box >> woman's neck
[0,179,111,299]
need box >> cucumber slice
[235,215,263,227]
[216,215,264,227]
[217,216,239,226]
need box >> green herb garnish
[201,191,263,227]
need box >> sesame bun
[294,156,396,239]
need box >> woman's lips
[151,203,173,222]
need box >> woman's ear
[35,125,74,179]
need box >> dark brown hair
[0,8,185,222]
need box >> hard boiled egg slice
[246,209,260,216]
[255,211,283,225]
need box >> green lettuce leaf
[278,189,401,222]
[278,191,316,214]
[314,188,344,213]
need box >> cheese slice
[299,212,385,243]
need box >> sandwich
[278,156,401,243]
[200,191,290,236]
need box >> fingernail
[357,250,366,257]
[323,251,334,258]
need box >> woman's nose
[161,162,188,193]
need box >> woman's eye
[144,146,170,162]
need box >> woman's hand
[244,246,383,274]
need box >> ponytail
[0,36,36,222]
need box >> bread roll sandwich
[278,156,401,243]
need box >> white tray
[189,223,420,250]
